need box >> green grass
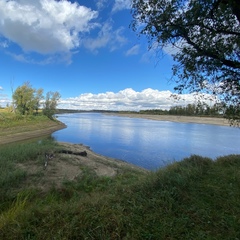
[0,140,239,239]
[0,139,58,201]
[0,110,61,137]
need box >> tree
[131,0,240,122]
[12,83,60,118]
[12,82,35,115]
[43,91,61,119]
[34,88,44,114]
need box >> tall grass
[0,192,29,230]
[0,139,58,203]
[0,139,239,239]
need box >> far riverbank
[106,113,230,126]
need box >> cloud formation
[83,22,127,53]
[58,88,215,111]
[125,45,140,56]
[112,0,132,12]
[0,86,11,107]
[0,87,216,110]
[0,0,133,63]
[0,0,98,55]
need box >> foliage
[131,0,240,122]
[169,103,223,116]
[42,91,61,119]
[12,82,38,115]
[139,102,225,116]
[0,139,240,239]
[12,82,60,118]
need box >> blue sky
[0,0,208,111]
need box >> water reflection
[53,113,240,170]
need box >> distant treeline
[139,103,226,117]
[55,109,120,114]
[56,103,239,119]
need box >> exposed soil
[0,122,66,145]
[17,142,147,191]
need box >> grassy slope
[0,140,239,239]
[0,110,62,137]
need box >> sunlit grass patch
[0,192,29,230]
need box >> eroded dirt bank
[0,122,66,145]
[17,142,148,190]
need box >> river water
[52,113,240,170]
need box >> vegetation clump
[11,82,60,119]
[0,140,239,239]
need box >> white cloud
[112,0,132,12]
[96,0,109,10]
[0,87,11,107]
[83,22,127,53]
[125,45,140,56]
[0,40,8,48]
[0,0,98,54]
[0,97,11,107]
[6,51,73,65]
[58,88,215,111]
[162,39,188,56]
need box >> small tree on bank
[12,82,60,118]
[12,82,35,115]
[42,91,61,119]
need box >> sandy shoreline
[106,113,230,126]
[0,122,66,145]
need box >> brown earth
[0,122,66,145]
[17,142,147,191]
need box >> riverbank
[1,115,240,238]
[13,141,148,191]
[0,123,66,145]
[0,120,66,145]
[1,139,239,239]
[107,113,230,126]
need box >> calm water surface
[52,113,240,170]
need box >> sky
[0,0,212,111]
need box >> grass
[0,139,239,239]
[0,110,61,137]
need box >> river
[52,113,240,170]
